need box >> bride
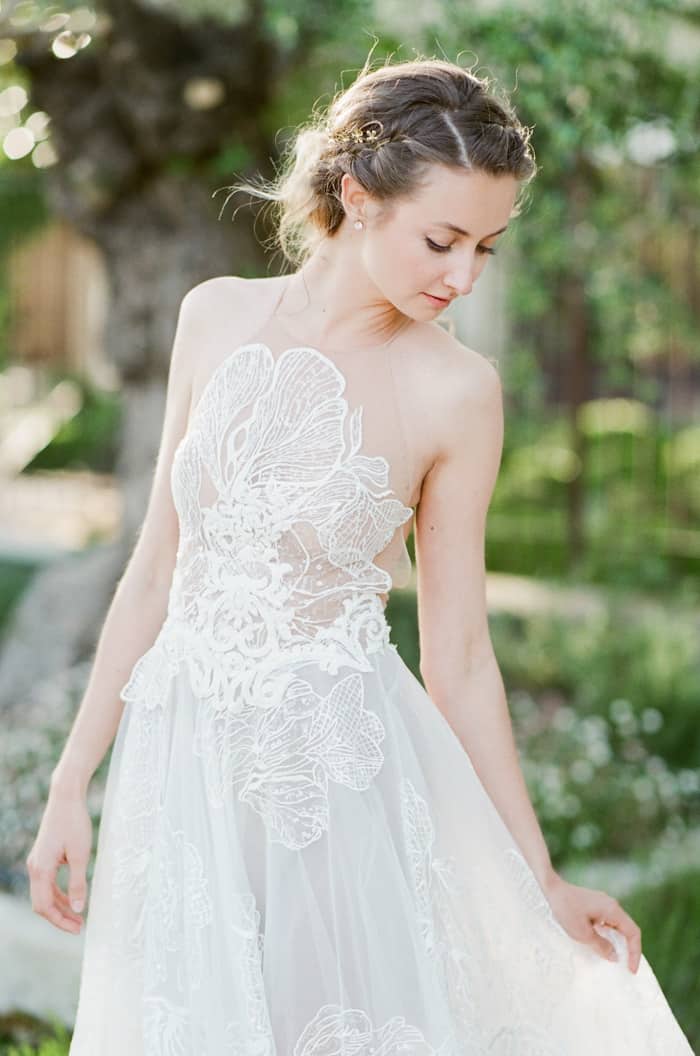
[27,51,693,1055]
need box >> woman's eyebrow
[435,221,509,237]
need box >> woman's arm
[414,347,556,889]
[48,279,211,798]
[28,276,252,933]
[413,345,643,972]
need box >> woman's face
[345,164,519,315]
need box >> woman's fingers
[544,876,642,975]
[590,921,620,961]
[27,849,86,934]
[27,861,81,933]
[592,895,642,973]
[53,881,84,926]
[66,854,89,915]
[44,900,83,934]
[26,794,92,935]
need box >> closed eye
[425,237,496,256]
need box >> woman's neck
[278,238,408,351]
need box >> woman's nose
[445,253,479,296]
[446,273,474,296]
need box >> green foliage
[0,170,49,370]
[492,603,700,862]
[433,0,700,420]
[623,868,700,1047]
[493,604,700,762]
[388,585,700,865]
[22,374,122,474]
[2,1036,70,1056]
[0,170,48,265]
[0,1011,70,1055]
[487,406,700,591]
[386,588,420,678]
[0,560,38,634]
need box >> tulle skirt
[68,639,695,1055]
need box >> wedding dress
[68,277,695,1055]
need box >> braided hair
[220,54,536,268]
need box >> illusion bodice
[122,278,417,716]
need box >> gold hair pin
[328,123,393,151]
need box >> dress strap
[267,273,290,322]
[237,273,290,350]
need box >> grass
[623,867,700,1049]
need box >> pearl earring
[353,219,364,230]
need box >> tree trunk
[0,0,286,715]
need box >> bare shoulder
[180,273,276,323]
[178,274,284,389]
[402,321,503,465]
[422,321,500,399]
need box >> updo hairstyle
[220,54,537,268]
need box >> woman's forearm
[426,652,558,890]
[49,557,173,799]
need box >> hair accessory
[328,122,394,152]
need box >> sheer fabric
[68,279,695,1055]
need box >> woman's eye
[425,237,451,252]
[425,237,497,256]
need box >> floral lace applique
[500,847,577,1004]
[138,887,275,1056]
[193,670,386,849]
[222,891,275,1055]
[110,707,168,968]
[143,815,213,992]
[294,1003,448,1055]
[156,341,414,710]
[399,777,479,1040]
[118,343,413,849]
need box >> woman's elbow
[419,634,496,698]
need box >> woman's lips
[423,292,451,306]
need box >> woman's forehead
[405,168,519,228]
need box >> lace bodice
[121,277,417,715]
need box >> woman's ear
[340,172,370,219]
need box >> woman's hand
[542,871,642,973]
[25,786,93,934]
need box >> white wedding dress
[68,278,695,1055]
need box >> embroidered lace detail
[157,341,413,697]
[399,778,478,1040]
[121,343,412,714]
[500,846,577,1005]
[224,892,275,1054]
[117,343,412,848]
[193,669,385,848]
[113,811,275,1053]
[294,1004,451,1055]
[143,815,213,991]
[399,779,577,1051]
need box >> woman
[28,54,694,1054]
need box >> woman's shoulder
[178,274,285,347]
[404,319,501,415]
[182,273,279,311]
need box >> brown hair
[219,53,537,269]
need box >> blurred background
[0,0,698,1051]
